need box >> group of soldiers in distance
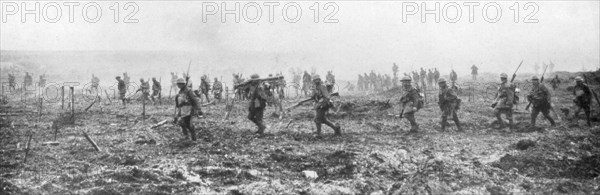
[6,72,47,91]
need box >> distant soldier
[527,76,556,127]
[137,78,151,102]
[247,74,270,134]
[212,77,223,101]
[492,73,515,129]
[438,78,462,131]
[400,76,420,132]
[302,71,312,96]
[38,74,46,87]
[450,69,458,84]
[434,68,440,87]
[275,73,286,99]
[326,71,335,85]
[412,71,420,89]
[420,68,427,89]
[550,75,561,90]
[572,76,592,126]
[24,72,32,87]
[312,75,341,136]
[471,65,478,80]
[363,73,370,90]
[91,74,100,92]
[370,71,377,90]
[392,63,399,87]
[151,77,161,102]
[174,78,201,141]
[427,69,434,88]
[199,75,211,102]
[116,76,127,106]
[357,74,363,91]
[8,73,16,91]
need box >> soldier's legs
[584,106,592,126]
[541,108,556,126]
[405,112,419,131]
[440,109,449,130]
[494,109,505,127]
[314,109,325,135]
[506,110,514,129]
[530,108,540,126]
[452,109,461,130]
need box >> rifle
[285,92,339,111]
[525,65,548,110]
[492,60,523,108]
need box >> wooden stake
[61,86,64,109]
[38,97,43,122]
[84,99,97,112]
[70,87,74,122]
[83,132,101,152]
[23,133,33,164]
[142,92,146,118]
[104,90,112,103]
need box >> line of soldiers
[6,72,46,90]
[357,71,393,91]
[395,73,594,133]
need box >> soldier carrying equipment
[526,64,548,110]
[399,76,421,133]
[151,77,162,102]
[572,76,594,126]
[492,72,516,130]
[311,75,341,136]
[246,74,271,135]
[174,78,202,141]
[438,78,462,131]
[527,75,556,127]
[212,77,223,101]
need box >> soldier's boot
[181,127,189,138]
[257,123,266,134]
[323,120,340,135]
[495,114,506,129]
[455,120,463,132]
[549,118,556,127]
[189,125,197,141]
[315,123,323,136]
[531,117,537,127]
[440,120,447,132]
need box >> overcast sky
[1,1,598,80]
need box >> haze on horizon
[1,1,599,81]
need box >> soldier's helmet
[438,78,446,83]
[531,76,539,80]
[575,76,584,82]
[401,76,411,82]
[250,74,260,80]
[313,75,321,81]
[500,73,508,78]
[152,77,156,80]
[176,78,186,84]
[116,76,121,79]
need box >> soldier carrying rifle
[311,75,341,136]
[174,78,202,141]
[572,76,593,126]
[527,76,556,127]
[492,73,516,130]
[246,74,271,135]
[438,78,462,131]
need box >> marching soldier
[38,74,46,87]
[420,68,427,89]
[247,74,270,134]
[450,70,458,84]
[527,76,556,127]
[572,76,592,126]
[302,71,312,96]
[427,69,434,88]
[492,73,515,130]
[91,74,100,92]
[116,76,127,106]
[550,75,561,90]
[438,78,462,131]
[412,72,420,89]
[326,71,335,92]
[312,75,341,136]
[137,78,151,102]
[8,73,16,91]
[434,68,440,88]
[471,65,478,80]
[174,78,201,141]
[400,76,420,133]
[151,77,161,102]
[199,75,211,102]
[24,72,32,88]
[212,77,223,101]
[170,72,178,93]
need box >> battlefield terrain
[1,69,599,195]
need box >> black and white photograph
[1,0,599,194]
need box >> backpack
[416,91,425,110]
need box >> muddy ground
[1,81,599,195]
